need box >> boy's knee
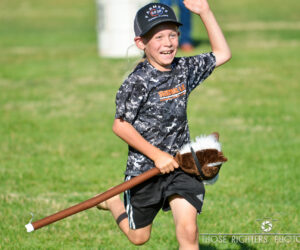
[128,230,151,245]
[176,223,198,243]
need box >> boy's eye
[170,33,177,38]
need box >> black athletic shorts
[123,168,205,229]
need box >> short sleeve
[115,76,147,124]
[186,52,216,95]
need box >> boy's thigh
[168,194,198,225]
[124,175,164,229]
[163,169,205,213]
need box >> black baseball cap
[134,3,182,37]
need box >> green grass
[1,0,299,249]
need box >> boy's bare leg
[98,195,152,245]
[169,195,199,250]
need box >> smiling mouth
[161,50,173,55]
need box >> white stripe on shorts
[124,176,136,229]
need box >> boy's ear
[134,37,146,50]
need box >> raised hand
[183,0,210,15]
[183,0,231,67]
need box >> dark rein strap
[190,146,205,180]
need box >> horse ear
[211,132,219,141]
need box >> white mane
[179,134,222,154]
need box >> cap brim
[139,19,182,37]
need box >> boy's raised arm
[183,0,231,67]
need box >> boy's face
[135,23,179,71]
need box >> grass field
[0,0,299,249]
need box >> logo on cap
[145,5,169,21]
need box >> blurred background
[0,0,299,249]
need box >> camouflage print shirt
[115,52,216,176]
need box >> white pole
[96,0,149,58]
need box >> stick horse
[25,132,227,232]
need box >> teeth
[162,51,172,54]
